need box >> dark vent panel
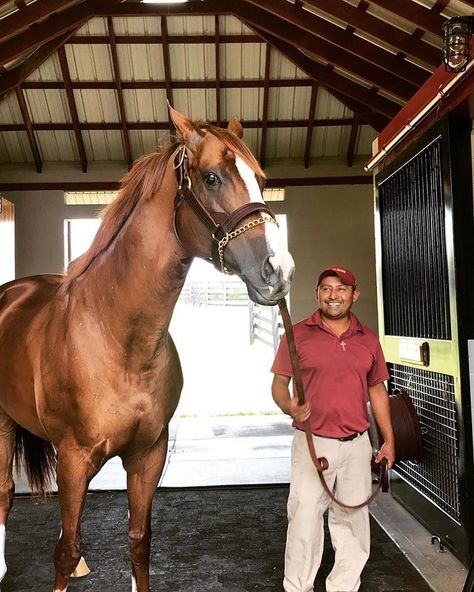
[388,363,459,522]
[379,138,451,339]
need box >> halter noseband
[173,144,277,273]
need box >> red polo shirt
[271,309,389,438]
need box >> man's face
[316,275,360,321]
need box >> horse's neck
[75,165,190,347]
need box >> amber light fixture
[443,16,474,72]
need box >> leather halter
[173,144,277,273]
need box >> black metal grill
[378,138,451,339]
[388,363,460,522]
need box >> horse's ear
[228,117,243,139]
[167,102,202,149]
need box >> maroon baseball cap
[317,265,357,288]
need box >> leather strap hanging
[278,297,388,509]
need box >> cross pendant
[340,340,347,351]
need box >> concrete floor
[12,414,468,592]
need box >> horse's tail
[14,426,57,498]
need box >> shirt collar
[306,309,364,336]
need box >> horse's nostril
[263,257,275,282]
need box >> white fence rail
[249,302,283,353]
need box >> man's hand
[289,397,311,422]
[375,441,395,469]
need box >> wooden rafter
[235,2,417,100]
[346,113,360,167]
[303,0,440,67]
[304,82,318,169]
[259,44,271,170]
[0,118,357,132]
[0,0,79,42]
[0,176,373,192]
[0,29,77,98]
[215,16,221,127]
[250,26,399,124]
[242,0,430,87]
[58,45,88,172]
[68,34,261,44]
[108,17,133,168]
[366,0,445,36]
[15,86,42,173]
[0,0,94,69]
[21,79,317,90]
[161,17,174,134]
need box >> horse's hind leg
[124,427,169,592]
[0,413,15,582]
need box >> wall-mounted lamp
[443,16,474,72]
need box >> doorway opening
[63,216,292,489]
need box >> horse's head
[169,106,294,305]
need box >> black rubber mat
[2,486,433,591]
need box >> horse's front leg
[124,427,169,592]
[0,414,15,583]
[53,447,99,592]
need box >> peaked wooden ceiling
[0,0,472,178]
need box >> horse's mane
[62,120,264,286]
[62,142,180,286]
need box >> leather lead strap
[278,297,387,509]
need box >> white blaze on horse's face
[235,156,295,290]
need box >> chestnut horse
[0,106,294,592]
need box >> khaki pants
[284,430,373,592]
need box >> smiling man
[271,264,395,592]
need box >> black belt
[296,428,366,442]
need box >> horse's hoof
[71,556,90,578]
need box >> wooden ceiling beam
[303,0,440,67]
[234,2,417,100]
[259,43,271,169]
[68,34,262,44]
[20,79,317,90]
[108,17,133,168]
[0,176,373,192]
[346,113,360,168]
[0,29,78,99]
[249,26,399,124]
[304,82,318,169]
[242,0,429,87]
[0,0,79,42]
[0,118,362,132]
[14,86,42,173]
[161,17,174,134]
[58,45,88,172]
[215,15,221,127]
[366,0,445,36]
[0,0,93,69]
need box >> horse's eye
[203,172,221,187]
